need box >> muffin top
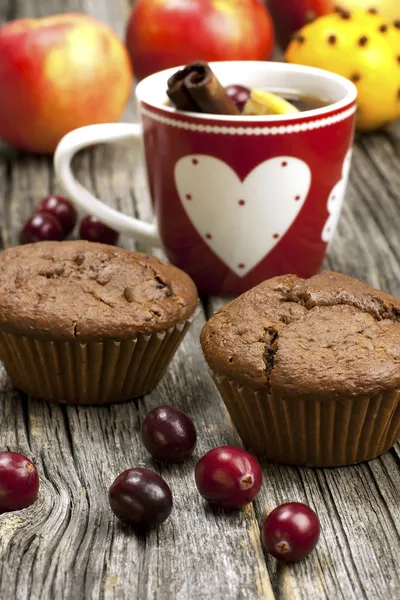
[201,271,400,398]
[0,241,198,342]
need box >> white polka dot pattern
[140,105,356,135]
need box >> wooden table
[0,1,399,599]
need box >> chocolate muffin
[0,241,198,405]
[201,271,400,467]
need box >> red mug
[54,61,357,295]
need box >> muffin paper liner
[211,372,400,467]
[0,309,198,405]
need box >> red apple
[0,14,133,154]
[269,0,400,48]
[126,0,274,81]
[269,0,333,49]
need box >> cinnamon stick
[167,61,240,115]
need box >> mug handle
[54,123,161,246]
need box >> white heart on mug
[174,155,311,277]
[322,149,353,244]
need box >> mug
[54,61,357,295]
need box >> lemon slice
[243,89,299,116]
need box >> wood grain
[0,0,399,599]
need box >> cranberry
[262,502,320,562]
[142,406,197,463]
[79,215,119,245]
[195,446,262,509]
[225,85,251,111]
[0,452,39,512]
[20,213,64,244]
[36,195,77,235]
[109,468,172,527]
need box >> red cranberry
[262,502,320,562]
[36,195,77,235]
[79,215,119,245]
[195,446,262,509]
[142,406,197,463]
[20,213,64,244]
[225,85,251,111]
[0,452,39,512]
[109,468,172,527]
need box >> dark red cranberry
[0,452,39,512]
[109,468,172,527]
[36,195,77,235]
[79,215,119,245]
[195,446,262,509]
[142,406,197,463]
[262,502,320,562]
[224,85,251,111]
[20,213,64,244]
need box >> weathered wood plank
[255,454,400,600]
[326,128,400,295]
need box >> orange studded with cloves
[285,10,400,131]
